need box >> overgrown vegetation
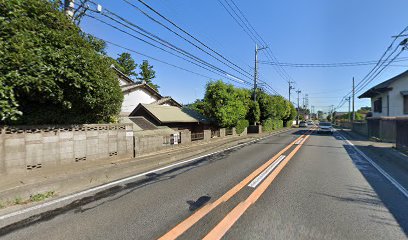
[0,0,123,124]
[236,119,249,134]
[262,118,284,132]
[189,80,296,130]
[0,191,56,209]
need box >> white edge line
[0,129,292,221]
[337,132,408,199]
[248,155,286,188]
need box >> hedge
[262,118,283,132]
[236,119,249,134]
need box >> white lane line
[294,138,304,145]
[0,129,293,222]
[337,132,408,199]
[248,155,286,188]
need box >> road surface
[1,128,408,240]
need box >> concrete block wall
[204,130,211,142]
[0,124,133,174]
[180,130,192,145]
[219,128,226,138]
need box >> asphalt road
[1,128,407,240]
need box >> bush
[0,0,123,124]
[262,118,283,132]
[236,119,249,134]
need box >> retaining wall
[0,124,133,174]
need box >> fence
[0,124,134,174]
[191,132,204,141]
[211,129,220,138]
[366,117,397,143]
[396,117,408,152]
[226,128,233,136]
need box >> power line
[119,0,254,80]
[259,57,408,67]
[218,0,295,88]
[83,13,252,87]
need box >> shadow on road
[334,131,408,237]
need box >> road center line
[158,130,313,240]
[202,132,312,240]
[248,155,286,188]
[294,137,303,145]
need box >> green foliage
[236,119,249,134]
[81,33,106,55]
[116,52,137,78]
[246,101,260,124]
[202,80,248,127]
[138,60,159,91]
[0,0,123,124]
[30,191,55,202]
[262,118,283,132]
[336,112,364,121]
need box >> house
[112,65,181,116]
[359,70,408,117]
[129,103,211,132]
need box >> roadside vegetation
[0,191,56,210]
[0,0,158,125]
[189,80,297,130]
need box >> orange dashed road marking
[158,130,313,240]
[202,133,312,240]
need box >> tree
[116,52,138,78]
[246,101,260,125]
[138,60,159,91]
[202,80,248,127]
[0,0,123,124]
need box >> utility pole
[347,97,351,122]
[253,44,258,102]
[330,105,335,123]
[64,0,75,18]
[253,44,268,102]
[296,90,301,125]
[352,77,355,122]
[288,81,295,103]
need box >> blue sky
[80,0,408,113]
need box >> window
[373,98,382,113]
[404,95,408,114]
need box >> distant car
[318,122,333,134]
[299,121,307,127]
[307,120,313,126]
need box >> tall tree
[116,52,138,78]
[0,0,123,124]
[138,60,159,91]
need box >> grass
[29,191,55,202]
[0,191,56,210]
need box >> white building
[112,65,181,116]
[359,70,408,117]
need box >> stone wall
[0,124,133,174]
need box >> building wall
[371,77,408,117]
[118,77,129,86]
[122,89,159,114]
